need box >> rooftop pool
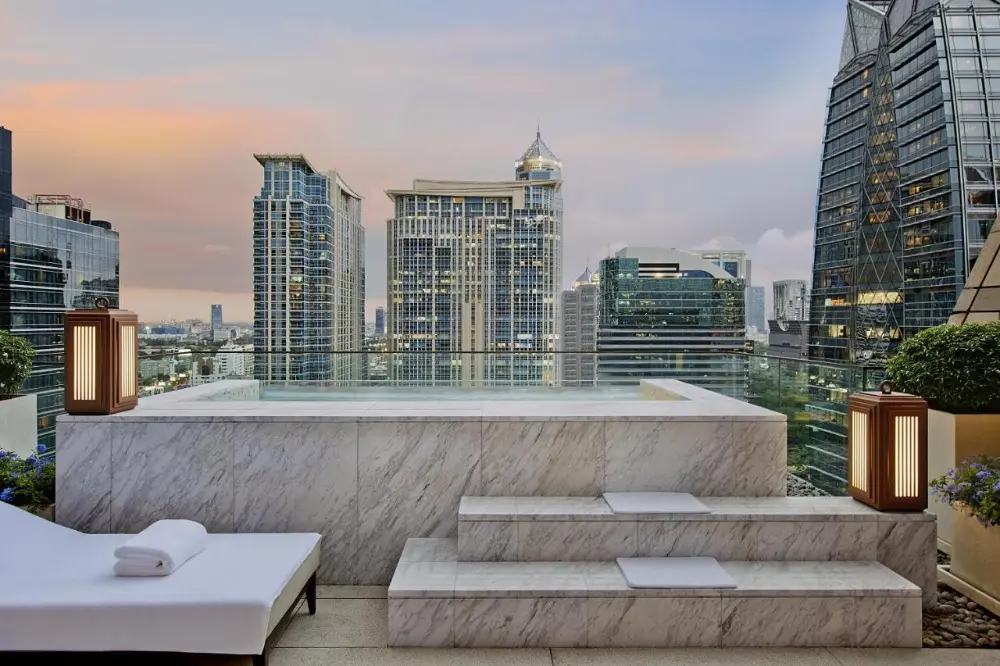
[257,385,649,402]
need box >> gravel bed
[924,585,1000,647]
[786,472,829,497]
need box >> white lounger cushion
[0,502,320,655]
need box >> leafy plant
[931,456,1000,528]
[886,322,1000,414]
[0,444,55,508]
[0,330,36,398]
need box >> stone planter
[0,393,38,458]
[927,409,1000,551]
[951,511,1000,602]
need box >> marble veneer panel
[357,421,481,584]
[388,598,454,647]
[517,521,637,561]
[481,421,603,496]
[233,422,358,584]
[55,421,113,533]
[604,421,734,495]
[588,597,723,647]
[638,521,754,560]
[110,422,236,533]
[877,520,938,609]
[720,597,854,647]
[452,598,588,648]
[732,420,787,497]
[754,522,879,561]
[458,521,518,561]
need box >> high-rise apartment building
[558,267,599,386]
[774,279,810,321]
[0,130,119,450]
[811,0,1000,368]
[597,247,746,399]
[385,131,563,385]
[746,285,767,332]
[252,154,365,382]
[210,304,223,331]
[374,306,385,336]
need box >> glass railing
[132,348,878,497]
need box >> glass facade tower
[385,132,562,385]
[0,130,120,450]
[253,154,365,382]
[808,0,1000,491]
[597,247,747,399]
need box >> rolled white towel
[113,519,208,577]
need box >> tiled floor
[261,586,1000,665]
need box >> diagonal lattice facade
[808,0,1000,492]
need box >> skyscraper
[558,266,599,387]
[597,247,746,399]
[253,154,365,382]
[385,131,562,385]
[746,286,767,332]
[810,0,1000,367]
[211,304,223,331]
[374,306,385,336]
[773,279,809,321]
[0,130,119,450]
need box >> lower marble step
[387,538,922,649]
[457,495,937,609]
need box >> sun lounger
[0,501,320,666]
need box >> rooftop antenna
[536,117,541,139]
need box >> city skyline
[0,0,847,322]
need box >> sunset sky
[1,0,847,322]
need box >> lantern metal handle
[94,296,110,309]
[878,380,894,394]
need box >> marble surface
[638,521,755,560]
[482,421,603,496]
[459,521,518,561]
[604,421,736,495]
[387,539,923,648]
[233,422,358,583]
[357,421,481,583]
[876,520,938,609]
[732,421,787,497]
[517,521,637,562]
[754,522,879,561]
[110,422,237,533]
[54,421,113,533]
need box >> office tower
[385,130,562,385]
[374,306,385,336]
[0,128,10,229]
[210,304,223,331]
[0,134,119,450]
[252,154,365,382]
[808,0,1000,491]
[746,286,767,331]
[596,247,746,399]
[773,279,810,321]
[692,249,748,280]
[811,0,1000,367]
[559,266,599,386]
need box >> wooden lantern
[64,297,139,415]
[848,381,928,512]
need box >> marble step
[456,495,937,609]
[387,538,921,648]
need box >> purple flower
[977,470,991,480]
[0,488,12,503]
[36,443,47,454]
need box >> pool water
[258,385,646,402]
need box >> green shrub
[0,444,55,508]
[0,330,36,397]
[886,322,1000,414]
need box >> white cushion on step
[617,557,738,589]
[602,492,710,514]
